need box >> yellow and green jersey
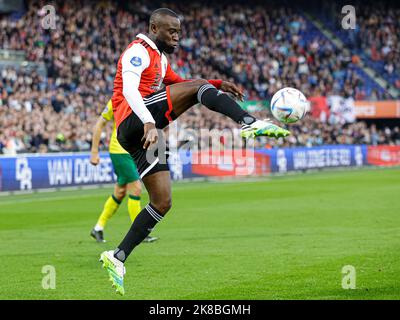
[101,100,129,154]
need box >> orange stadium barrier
[354,100,400,119]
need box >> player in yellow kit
[90,99,158,243]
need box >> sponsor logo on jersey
[130,56,142,67]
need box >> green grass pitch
[1,167,399,300]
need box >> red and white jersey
[112,33,185,128]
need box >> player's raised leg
[166,79,291,138]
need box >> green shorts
[110,153,140,185]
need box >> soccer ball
[270,87,308,124]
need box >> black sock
[114,204,163,263]
[197,84,256,125]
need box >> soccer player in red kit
[100,8,290,295]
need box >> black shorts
[117,87,176,179]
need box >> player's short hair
[149,8,179,25]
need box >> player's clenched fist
[90,152,100,165]
[142,122,158,149]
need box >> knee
[192,79,214,103]
[151,197,172,215]
[127,181,141,197]
[132,183,142,197]
[192,79,209,89]
[114,188,126,201]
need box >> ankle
[240,115,256,125]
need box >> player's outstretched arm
[90,116,107,165]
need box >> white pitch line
[0,192,106,206]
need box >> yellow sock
[128,195,141,222]
[96,195,121,229]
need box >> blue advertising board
[0,145,369,192]
[257,145,368,173]
[0,150,196,192]
[0,152,117,192]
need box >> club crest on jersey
[130,56,142,67]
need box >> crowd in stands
[356,5,399,86]
[319,2,400,90]
[0,0,399,154]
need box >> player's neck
[147,34,165,53]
